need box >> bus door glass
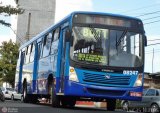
[60,28,68,92]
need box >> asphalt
[0,100,138,113]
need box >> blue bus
[15,11,147,110]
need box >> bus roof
[19,11,142,50]
[72,11,142,21]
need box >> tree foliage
[0,40,19,87]
[0,3,24,27]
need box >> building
[144,72,160,89]
[15,0,56,45]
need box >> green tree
[0,2,23,27]
[0,40,19,87]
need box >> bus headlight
[69,67,79,82]
[134,73,142,87]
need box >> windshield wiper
[116,29,128,47]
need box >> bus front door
[60,28,68,93]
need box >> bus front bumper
[64,81,142,101]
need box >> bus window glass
[53,28,60,41]
[25,46,30,64]
[26,45,31,63]
[71,26,143,67]
[109,31,143,67]
[16,51,21,67]
[30,43,35,62]
[38,42,42,59]
[42,33,52,57]
[51,28,60,55]
[71,26,109,65]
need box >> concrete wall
[16,0,56,45]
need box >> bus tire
[23,82,29,103]
[106,99,116,111]
[61,97,68,107]
[61,96,76,108]
[51,84,60,107]
[68,99,76,108]
[31,95,38,104]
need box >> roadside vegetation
[0,40,19,87]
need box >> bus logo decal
[105,74,111,79]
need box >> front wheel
[51,84,60,107]
[106,99,116,111]
[61,96,76,108]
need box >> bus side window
[25,45,31,64]
[50,28,60,55]
[42,33,52,57]
[24,47,28,64]
[17,51,21,67]
[30,42,35,62]
[38,42,42,59]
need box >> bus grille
[87,88,126,96]
[83,72,131,86]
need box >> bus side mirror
[65,29,73,46]
[144,35,147,46]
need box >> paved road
[0,100,138,113]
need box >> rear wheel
[31,95,38,104]
[106,99,116,111]
[23,82,29,103]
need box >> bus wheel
[106,99,116,111]
[31,95,38,104]
[61,97,76,108]
[51,84,60,107]
[23,82,29,103]
[61,97,68,107]
[68,99,76,108]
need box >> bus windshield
[70,26,143,68]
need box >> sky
[0,0,160,73]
